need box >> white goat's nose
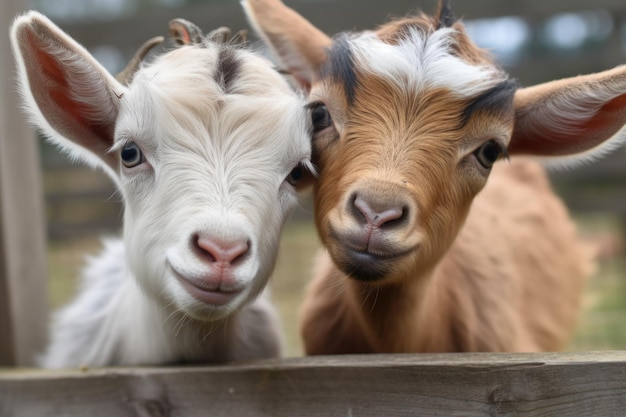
[192,235,250,265]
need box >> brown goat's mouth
[337,248,397,282]
[330,241,418,282]
[327,226,418,282]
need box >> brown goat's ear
[11,11,123,176]
[509,65,626,163]
[242,0,331,90]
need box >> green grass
[47,215,626,356]
[571,257,626,350]
[568,214,626,350]
[271,221,321,356]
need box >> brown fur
[304,69,590,353]
[302,159,591,353]
[243,0,626,354]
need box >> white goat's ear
[509,65,626,164]
[242,0,331,90]
[10,11,124,176]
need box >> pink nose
[352,194,408,228]
[193,236,249,265]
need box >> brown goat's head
[244,0,626,284]
[307,11,516,282]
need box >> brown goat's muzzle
[321,180,422,282]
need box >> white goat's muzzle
[165,214,262,318]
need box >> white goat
[11,12,312,367]
[244,0,626,353]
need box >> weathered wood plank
[0,0,49,366]
[2,352,626,416]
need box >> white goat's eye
[310,103,333,133]
[120,142,144,168]
[474,140,504,169]
[286,164,304,186]
[285,162,314,188]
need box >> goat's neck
[104,277,239,365]
[122,292,229,363]
[345,266,445,352]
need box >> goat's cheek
[125,231,164,299]
[278,189,298,213]
[434,191,475,253]
[313,181,341,236]
[123,196,176,290]
[314,155,352,210]
[253,189,290,242]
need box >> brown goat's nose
[351,193,409,228]
[193,235,249,265]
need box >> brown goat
[244,0,626,353]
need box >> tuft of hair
[436,0,455,29]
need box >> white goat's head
[11,12,312,320]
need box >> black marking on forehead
[460,79,518,128]
[321,34,358,104]
[215,46,240,92]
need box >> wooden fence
[3,352,626,416]
[2,0,626,415]
[0,0,48,367]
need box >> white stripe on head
[350,28,505,98]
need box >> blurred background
[4,0,626,357]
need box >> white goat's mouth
[172,270,244,307]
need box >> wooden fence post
[0,0,49,366]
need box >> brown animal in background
[244,0,626,353]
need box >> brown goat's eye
[474,140,503,169]
[311,104,333,133]
[121,141,144,168]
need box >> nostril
[351,194,410,229]
[192,233,215,262]
[193,235,250,265]
[352,195,373,224]
[373,206,405,228]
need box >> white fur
[350,28,504,98]
[11,11,311,368]
[528,82,626,168]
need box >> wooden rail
[0,0,48,367]
[2,352,626,416]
